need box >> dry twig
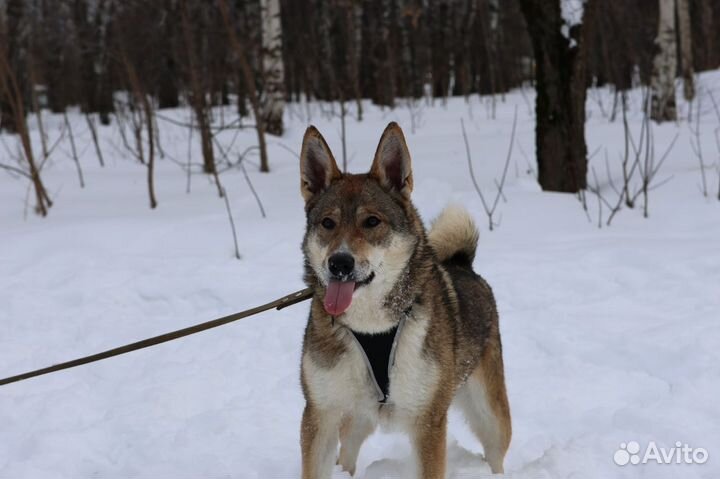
[461,105,517,230]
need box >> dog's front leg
[412,411,448,479]
[301,403,341,479]
[338,414,375,476]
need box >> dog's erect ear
[369,122,413,197]
[300,126,342,202]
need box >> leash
[0,288,314,387]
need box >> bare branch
[461,118,492,225]
[85,113,105,167]
[688,88,708,197]
[707,91,720,201]
[591,166,604,228]
[239,157,267,219]
[461,106,517,231]
[0,162,30,178]
[221,186,241,260]
[63,112,85,188]
[491,106,518,213]
[271,141,300,160]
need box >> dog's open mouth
[324,272,374,316]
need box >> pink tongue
[324,281,356,316]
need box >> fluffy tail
[428,205,479,265]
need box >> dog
[298,122,511,479]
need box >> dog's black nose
[328,253,355,278]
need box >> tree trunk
[219,0,270,172]
[260,0,284,136]
[650,0,678,122]
[676,0,694,101]
[488,0,500,96]
[96,0,114,124]
[518,0,595,192]
[347,1,363,119]
[0,38,52,215]
[157,0,180,109]
[181,2,216,174]
[314,0,336,100]
[374,0,395,106]
[157,53,180,109]
[123,52,158,209]
[74,0,99,114]
[430,0,451,100]
[0,0,24,132]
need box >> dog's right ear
[300,126,342,203]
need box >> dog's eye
[364,216,381,228]
[321,217,336,229]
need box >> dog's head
[300,122,420,317]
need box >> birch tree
[676,0,694,101]
[650,0,677,122]
[260,0,284,136]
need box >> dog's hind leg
[457,344,511,474]
[337,414,375,476]
[301,404,342,479]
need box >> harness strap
[349,317,406,403]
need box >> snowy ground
[1,76,719,479]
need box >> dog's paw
[337,448,357,476]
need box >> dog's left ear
[369,122,413,197]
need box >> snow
[561,0,585,28]
[1,75,719,479]
[561,0,585,45]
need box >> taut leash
[0,288,314,387]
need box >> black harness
[347,305,412,403]
[351,326,399,403]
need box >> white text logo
[614,441,709,466]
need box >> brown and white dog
[298,122,511,479]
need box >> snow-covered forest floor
[1,75,719,479]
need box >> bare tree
[346,0,363,121]
[0,14,52,216]
[708,91,720,201]
[27,59,48,160]
[63,112,85,188]
[0,0,24,133]
[260,0,285,136]
[180,1,216,176]
[339,100,348,172]
[676,0,694,102]
[620,91,637,208]
[221,187,241,260]
[602,150,625,226]
[689,89,708,197]
[632,95,679,217]
[650,0,678,122]
[461,107,517,231]
[585,94,677,226]
[121,53,158,209]
[219,0,270,173]
[85,113,105,167]
[518,0,597,192]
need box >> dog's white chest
[386,314,439,417]
[304,311,439,427]
[302,336,380,408]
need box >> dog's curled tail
[428,205,479,266]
